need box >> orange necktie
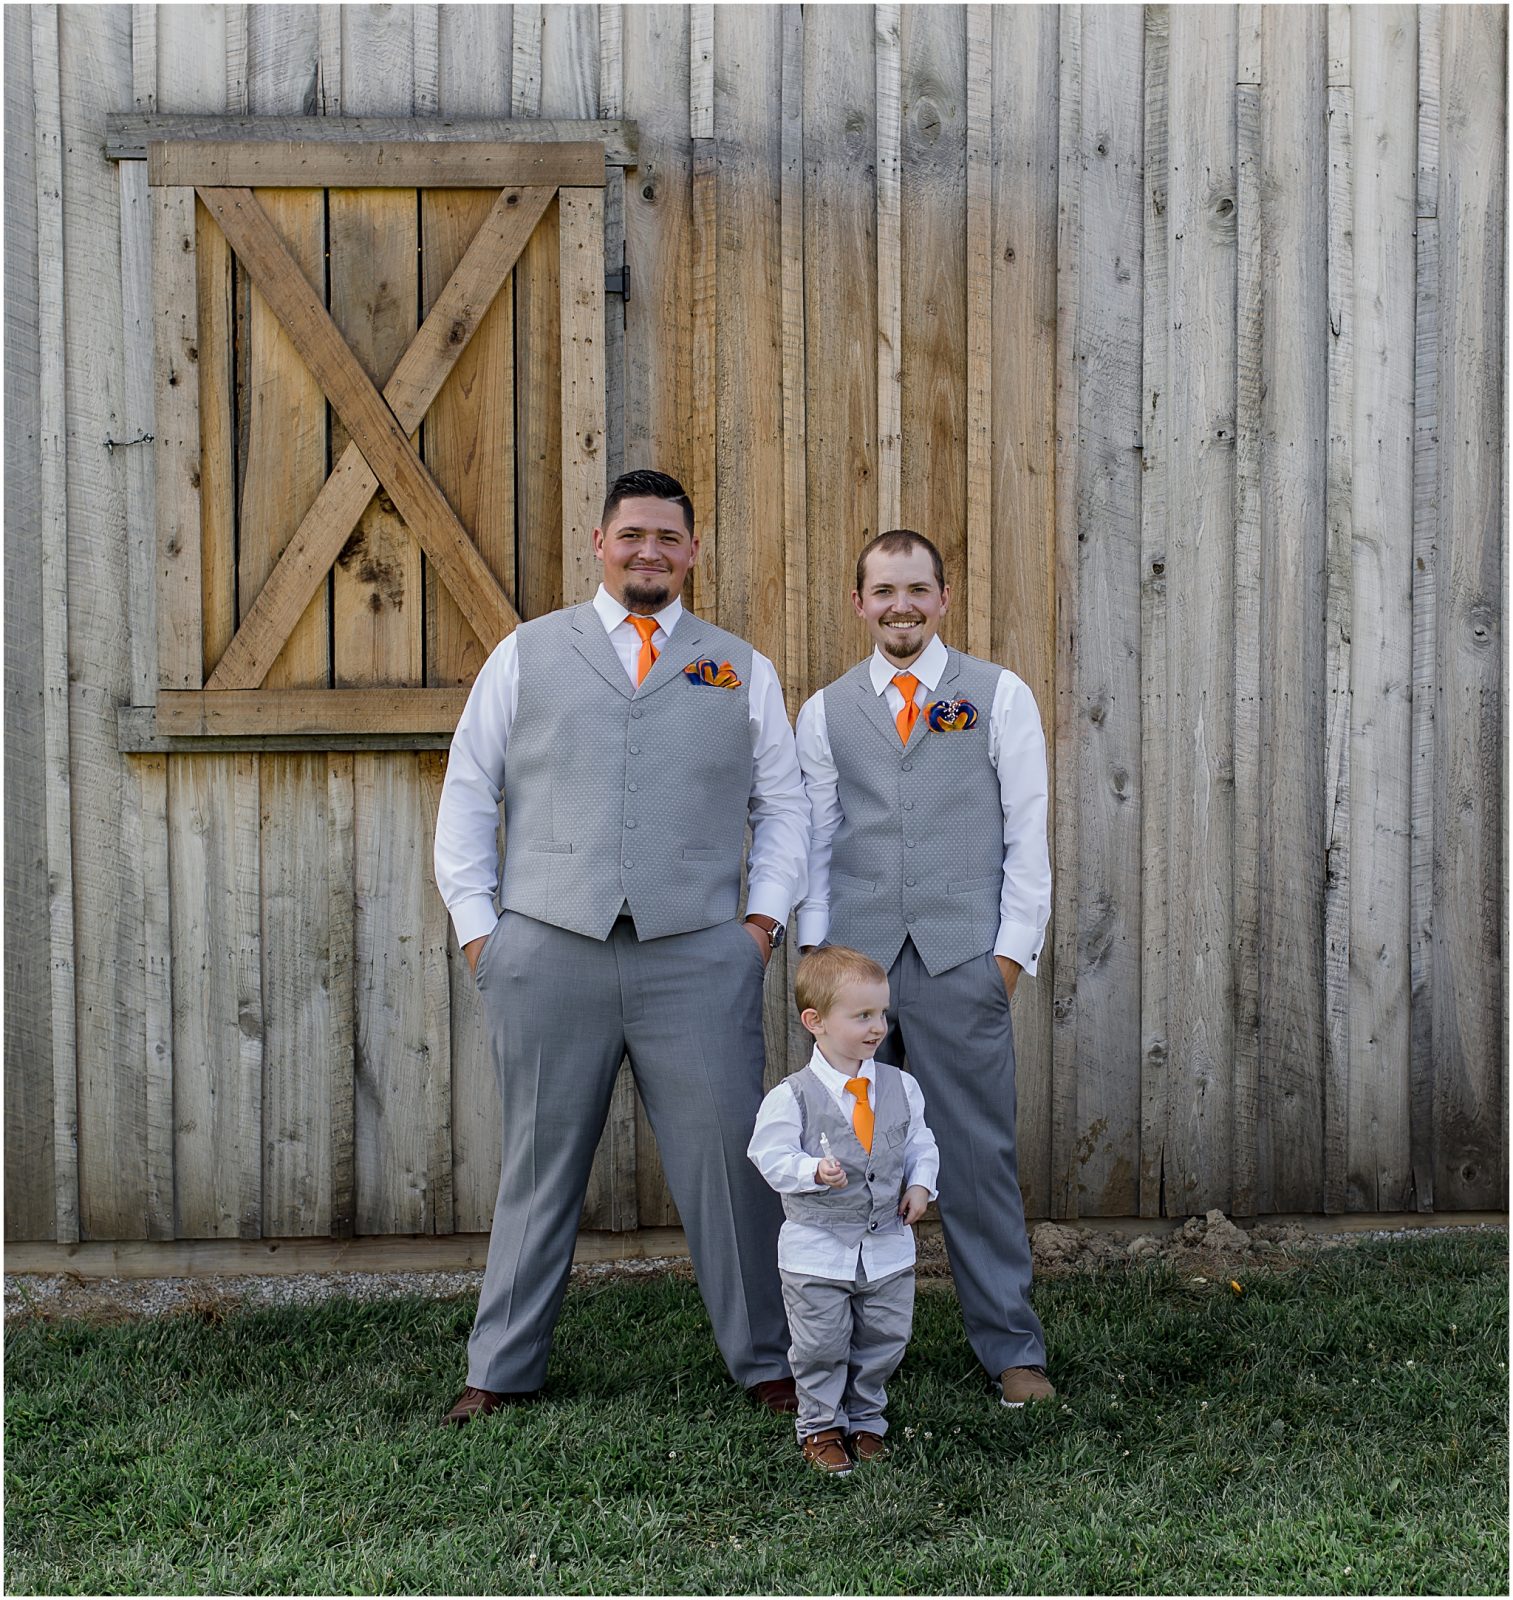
[892,673,921,745]
[630,615,660,685]
[845,1077,874,1153]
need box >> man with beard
[793,529,1055,1407]
[434,469,806,1423]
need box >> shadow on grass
[6,1230,1507,1595]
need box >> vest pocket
[946,873,999,895]
[831,870,879,895]
[682,847,721,861]
[528,841,575,854]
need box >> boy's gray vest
[782,1063,912,1248]
[823,648,1005,976]
[498,603,755,941]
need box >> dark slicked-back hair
[854,528,946,595]
[602,468,694,534]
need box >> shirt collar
[807,1045,875,1093]
[593,583,683,639]
[868,632,948,696]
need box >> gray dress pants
[875,939,1046,1376]
[467,910,790,1393]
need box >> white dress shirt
[434,585,809,947]
[792,634,1052,973]
[747,1048,941,1281]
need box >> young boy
[748,946,940,1475]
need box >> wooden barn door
[136,138,609,1241]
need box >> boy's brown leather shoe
[848,1431,888,1462]
[800,1427,853,1475]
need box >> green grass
[6,1231,1507,1595]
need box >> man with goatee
[434,469,806,1423]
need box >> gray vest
[782,1063,912,1248]
[498,603,755,940]
[823,649,1006,976]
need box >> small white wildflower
[1343,1567,1352,1577]
[903,1426,916,1438]
[1405,1360,1415,1368]
[668,1450,677,1459]
[1121,1449,1130,1457]
[923,1431,933,1439]
[1060,1404,1072,1414]
[1116,1372,1125,1383]
[1200,1400,1209,1411]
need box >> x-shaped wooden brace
[202,183,553,691]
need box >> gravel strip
[6,1221,1499,1328]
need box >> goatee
[624,579,671,612]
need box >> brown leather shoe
[800,1427,853,1475]
[999,1365,1056,1407]
[848,1430,888,1463]
[748,1376,799,1414]
[441,1385,524,1426]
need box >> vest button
[903,800,915,810]
[631,708,644,719]
[623,860,633,870]
[627,781,638,792]
[901,761,913,771]
[866,1171,875,1182]
[625,819,637,828]
[904,914,916,925]
[906,839,916,848]
[905,877,916,887]
[868,1221,878,1231]
[628,744,640,755]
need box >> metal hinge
[605,259,629,301]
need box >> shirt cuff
[795,907,829,949]
[744,884,793,927]
[451,897,501,949]
[994,920,1043,974]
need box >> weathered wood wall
[5,3,1505,1246]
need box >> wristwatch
[744,914,786,953]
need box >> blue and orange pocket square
[683,657,743,689]
[926,697,979,731]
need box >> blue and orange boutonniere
[683,657,743,690]
[926,698,979,732]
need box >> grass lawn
[5,1230,1506,1595]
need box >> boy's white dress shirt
[792,634,1051,972]
[434,584,808,947]
[748,1048,941,1281]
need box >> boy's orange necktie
[631,615,660,685]
[892,673,920,744]
[844,1077,874,1153]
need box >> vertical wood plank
[1258,6,1328,1213]
[1163,6,1237,1216]
[963,5,992,660]
[779,1,807,723]
[20,5,70,1241]
[600,9,626,483]
[511,3,543,116]
[992,3,1059,1217]
[1049,3,1082,1220]
[1138,1,1171,1218]
[1323,59,1354,1216]
[560,187,608,609]
[1347,6,1416,1212]
[1408,4,1441,1212]
[689,4,714,138]
[900,6,967,641]
[802,2,877,697]
[417,751,455,1235]
[1063,6,1145,1217]
[328,754,357,1238]
[714,6,784,663]
[875,3,903,533]
[171,755,262,1238]
[437,3,512,114]
[1431,3,1505,1210]
[689,143,717,620]
[1232,72,1263,1218]
[60,5,147,1242]
[623,5,693,493]
[125,5,171,1243]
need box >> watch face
[769,923,786,950]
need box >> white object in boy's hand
[815,1132,848,1190]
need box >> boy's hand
[897,1185,930,1225]
[816,1157,848,1189]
